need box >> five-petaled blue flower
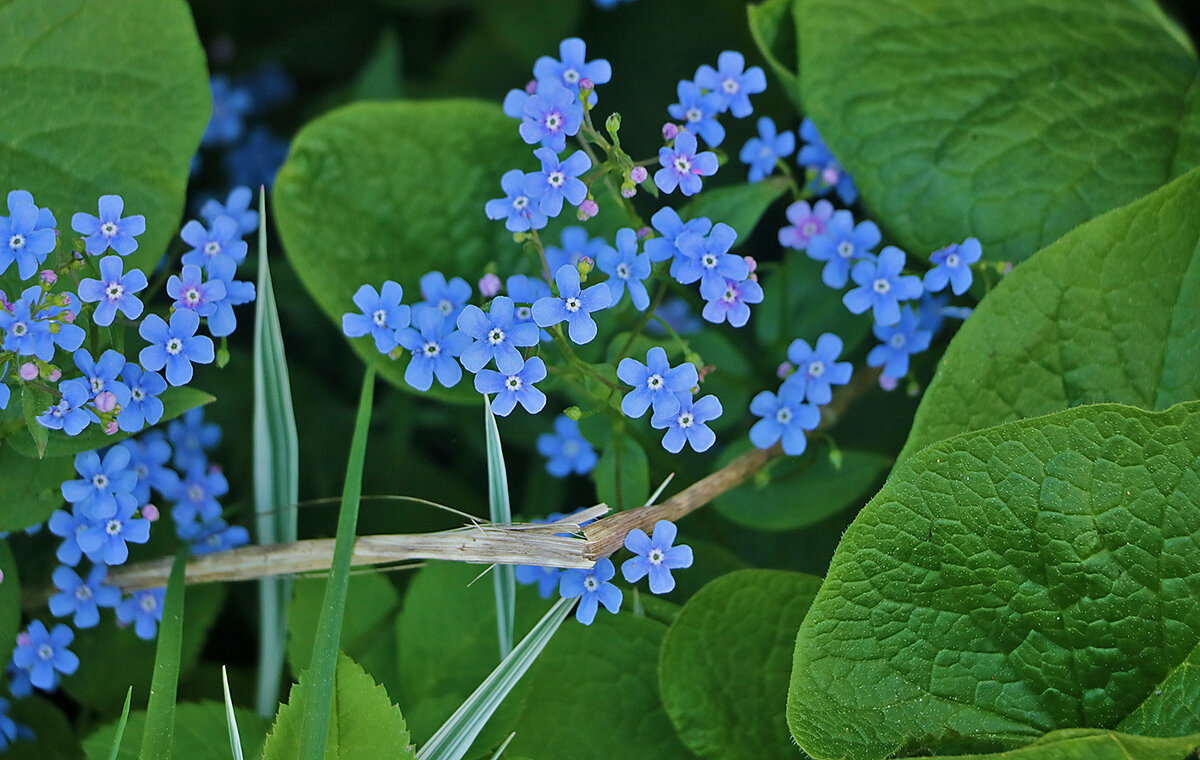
[532,264,612,344]
[0,288,51,359]
[617,347,698,419]
[867,305,932,379]
[783,333,853,405]
[73,348,131,409]
[644,207,712,264]
[77,256,148,326]
[621,520,694,594]
[167,264,226,318]
[71,195,146,256]
[116,434,176,505]
[798,118,858,204]
[180,215,248,272]
[486,169,548,232]
[519,82,583,153]
[49,565,121,628]
[168,408,220,470]
[11,621,78,691]
[701,276,763,328]
[515,564,561,599]
[342,280,410,354]
[672,222,748,299]
[396,309,470,391]
[655,129,719,196]
[506,274,552,331]
[118,363,167,432]
[138,309,216,387]
[61,446,136,520]
[37,378,97,436]
[806,210,880,288]
[537,415,597,476]
[924,237,982,296]
[749,388,821,455]
[559,557,622,625]
[597,228,651,310]
[457,296,539,374]
[694,51,766,118]
[202,75,253,147]
[419,271,472,322]
[171,461,228,526]
[651,393,722,453]
[667,80,725,147]
[1,190,57,280]
[533,37,611,99]
[779,199,835,251]
[545,226,608,274]
[526,147,591,217]
[739,116,794,183]
[475,356,548,416]
[843,246,924,326]
[116,588,166,640]
[200,186,259,236]
[78,493,150,565]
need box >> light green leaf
[273,100,531,400]
[0,0,208,278]
[593,432,649,512]
[789,401,1200,760]
[139,549,188,760]
[507,613,690,760]
[484,396,515,658]
[768,0,1200,262]
[253,190,300,717]
[262,652,414,760]
[107,689,133,760]
[900,165,1200,462]
[660,570,822,760]
[932,730,1200,760]
[713,441,890,531]
[0,446,72,530]
[84,701,271,760]
[680,177,789,245]
[20,386,49,457]
[1118,640,1200,737]
[222,668,244,760]
[747,0,801,106]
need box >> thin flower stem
[615,281,667,361]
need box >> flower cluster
[198,66,294,188]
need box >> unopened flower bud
[48,368,62,381]
[577,256,595,277]
[630,166,648,184]
[605,112,621,136]
[18,362,38,381]
[208,463,223,475]
[577,199,599,221]
[662,123,679,141]
[478,273,501,298]
[59,309,75,324]
[1001,261,1013,275]
[821,167,840,186]
[564,405,582,421]
[744,256,757,273]
[879,374,898,392]
[828,448,844,470]
[39,270,57,285]
[579,77,594,92]
[142,504,160,522]
[524,78,537,95]
[636,226,652,240]
[697,364,716,383]
[620,182,636,199]
[0,569,4,583]
[104,421,120,436]
[15,632,29,647]
[776,362,794,379]
[71,238,86,255]
[94,390,118,413]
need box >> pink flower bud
[777,362,794,379]
[879,374,898,392]
[478,273,501,298]
[16,632,30,647]
[630,166,648,184]
[821,167,840,186]
[621,183,636,199]
[1001,261,1013,275]
[208,463,223,475]
[577,256,595,276]
[524,78,538,95]
[94,390,118,413]
[577,199,599,221]
[47,368,62,381]
[744,256,757,273]
[39,269,57,285]
[142,504,160,522]
[662,123,679,141]
[18,362,38,381]
[60,310,75,324]
[579,77,594,91]
[636,226,652,240]
[59,294,72,307]
[0,569,4,583]
[104,420,119,435]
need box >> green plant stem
[550,327,621,391]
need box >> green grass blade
[416,597,573,760]
[222,666,245,760]
[138,548,188,760]
[483,396,514,658]
[485,733,515,760]
[298,366,375,760]
[105,687,133,760]
[252,188,301,717]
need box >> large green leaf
[1118,639,1200,737]
[261,652,414,760]
[273,100,531,399]
[0,444,73,530]
[82,701,270,760]
[660,570,822,760]
[932,730,1200,760]
[593,431,649,512]
[0,0,209,276]
[900,165,1200,462]
[789,401,1200,760]
[760,0,1200,263]
[507,613,691,760]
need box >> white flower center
[702,254,718,269]
[132,388,146,402]
[721,77,739,94]
[837,241,855,259]
[12,321,27,337]
[93,473,109,489]
[890,333,906,349]
[583,576,598,591]
[89,376,105,394]
[184,287,201,305]
[616,262,630,279]
[437,299,453,315]
[505,375,522,391]
[140,594,157,612]
[37,644,54,660]
[516,306,532,321]
[685,107,702,123]
[646,374,663,390]
[513,195,529,211]
[548,171,565,188]
[105,519,121,535]
[544,111,562,131]
[204,241,221,256]
[166,337,183,355]
[422,341,440,358]
[802,222,818,237]
[106,282,125,301]
[75,585,92,600]
[776,407,793,424]
[677,411,694,428]
[873,278,891,294]
[807,360,825,378]
[488,327,505,345]
[101,222,119,238]
[563,440,580,457]
[372,309,388,327]
[188,484,204,501]
[9,234,24,250]
[649,548,664,565]
[563,68,580,83]
[946,253,961,268]
[673,155,692,174]
[565,297,581,313]
[722,285,737,303]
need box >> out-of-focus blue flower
[924,237,982,295]
[418,271,472,323]
[0,362,9,411]
[651,392,722,453]
[342,281,410,354]
[202,76,252,147]
[655,129,718,196]
[138,310,215,387]
[519,82,583,153]
[545,226,608,274]
[116,588,166,640]
[177,517,249,555]
[671,223,747,299]
[171,462,229,526]
[457,296,539,374]
[616,346,699,419]
[533,37,611,98]
[396,309,470,391]
[48,564,121,628]
[180,216,248,273]
[0,190,57,279]
[532,264,612,344]
[241,64,296,112]
[537,415,597,477]
[597,228,651,310]
[0,697,31,749]
[224,127,289,189]
[646,297,703,336]
[37,378,97,436]
[118,432,177,503]
[667,80,725,147]
[739,117,794,182]
[778,199,836,251]
[168,408,220,471]
[798,118,858,204]
[506,274,552,332]
[559,557,622,625]
[71,194,146,257]
[515,564,561,598]
[843,246,923,326]
[868,305,932,380]
[61,446,136,520]
[644,207,713,264]
[749,388,820,455]
[200,186,259,236]
[621,520,693,594]
[526,147,590,217]
[77,256,148,326]
[783,333,852,405]
[11,621,78,691]
[486,169,548,232]
[474,356,547,416]
[693,51,766,118]
[701,276,763,328]
[806,210,880,288]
